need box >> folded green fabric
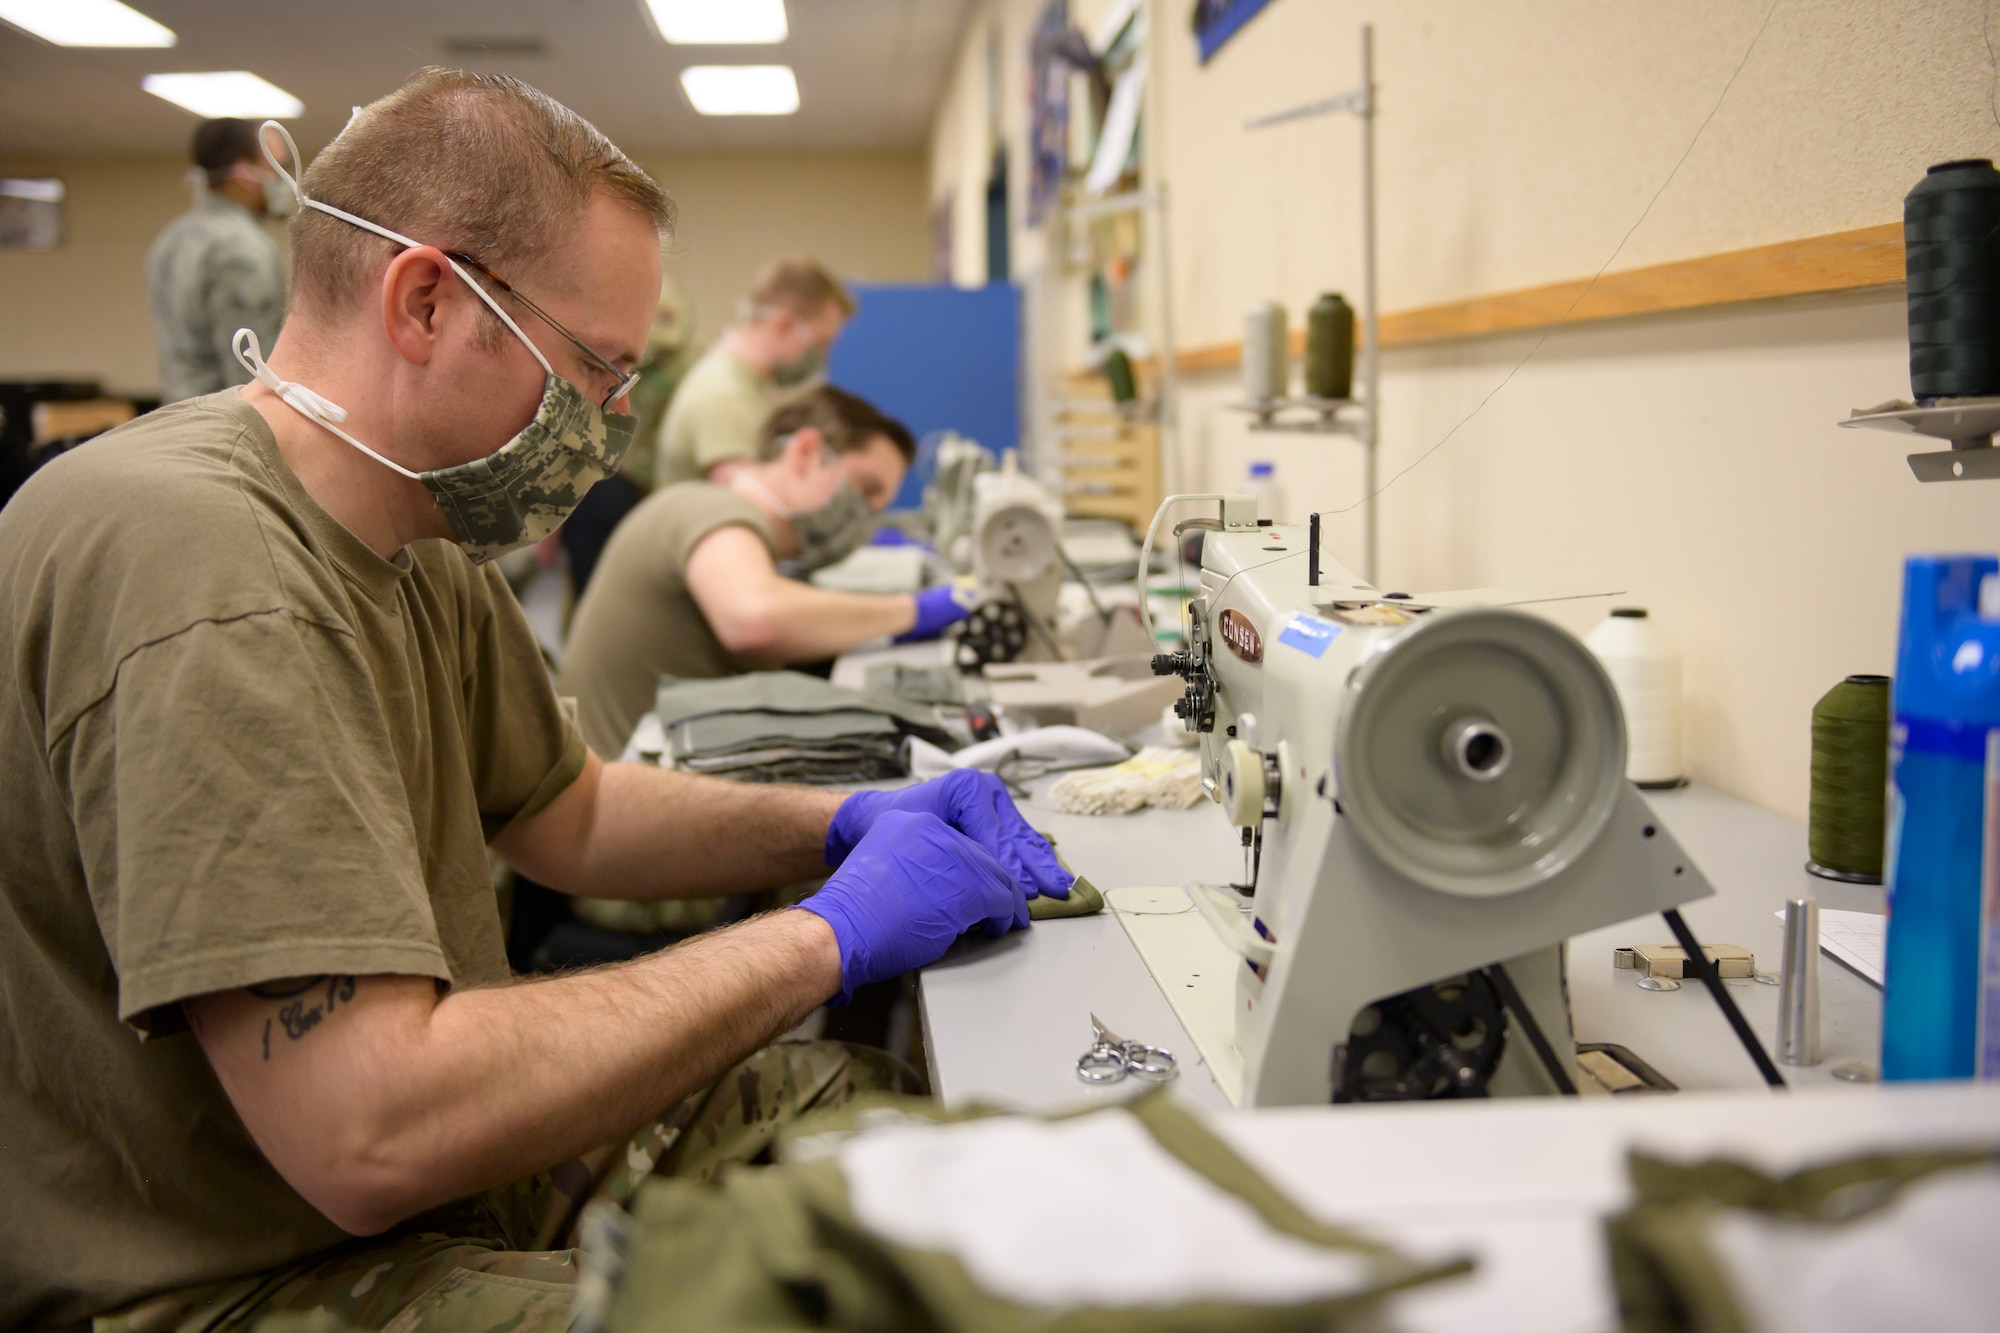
[1606,1146,2000,1333]
[1029,874,1104,920]
[591,1092,1471,1333]
[863,662,967,708]
[676,709,899,753]
[657,672,958,750]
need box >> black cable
[1484,963,1578,1096]
[1661,908,1788,1089]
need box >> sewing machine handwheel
[1222,740,1265,827]
[1336,608,1625,897]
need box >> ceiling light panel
[0,0,175,47]
[679,65,799,116]
[644,0,786,45]
[142,72,304,120]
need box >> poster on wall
[1191,0,1277,64]
[1026,0,1069,226]
[0,178,64,249]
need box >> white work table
[922,778,1886,1108]
[1203,1080,2000,1332]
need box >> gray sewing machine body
[1160,515,1714,1106]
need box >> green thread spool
[1807,674,1891,884]
[1305,292,1355,401]
[1102,347,1137,404]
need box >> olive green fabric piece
[88,1042,918,1333]
[1029,873,1104,920]
[862,663,968,708]
[595,1092,1471,1333]
[652,671,958,786]
[1606,1147,2000,1333]
[655,670,956,744]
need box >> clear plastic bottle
[1247,460,1281,524]
[1881,555,2000,1081]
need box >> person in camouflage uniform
[146,119,290,403]
[91,1042,918,1333]
[0,69,1065,1332]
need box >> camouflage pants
[96,1041,918,1333]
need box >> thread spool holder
[1838,396,2000,482]
[1239,22,1380,583]
[1229,395,1368,439]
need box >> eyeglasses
[445,250,642,409]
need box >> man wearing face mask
[145,118,292,403]
[0,71,1066,1329]
[653,255,853,489]
[558,384,972,760]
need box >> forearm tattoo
[249,976,358,1060]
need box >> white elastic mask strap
[257,120,556,380]
[731,471,796,520]
[231,329,422,481]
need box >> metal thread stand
[1837,396,2000,482]
[1237,24,1380,584]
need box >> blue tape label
[1277,613,1341,658]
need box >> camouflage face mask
[232,121,637,564]
[788,478,874,572]
[733,449,877,574]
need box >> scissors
[1075,1012,1178,1084]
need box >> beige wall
[928,0,2000,824]
[0,154,212,396]
[0,149,928,398]
[635,149,930,345]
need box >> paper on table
[1773,908,1884,987]
[841,1111,1376,1308]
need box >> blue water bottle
[1881,555,2000,1081]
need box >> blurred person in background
[554,274,695,595]
[654,254,853,488]
[146,118,291,403]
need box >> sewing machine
[951,456,1067,668]
[1139,495,1775,1106]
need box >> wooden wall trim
[1159,222,1905,378]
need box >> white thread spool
[1585,608,1686,787]
[1241,301,1288,404]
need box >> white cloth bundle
[840,1111,1374,1309]
[1044,745,1205,815]
[905,727,1132,782]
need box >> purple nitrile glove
[870,526,933,550]
[825,768,1072,901]
[797,809,1031,1004]
[894,583,976,643]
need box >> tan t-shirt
[0,393,586,1326]
[558,482,779,756]
[653,341,775,488]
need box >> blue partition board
[826,282,1020,510]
